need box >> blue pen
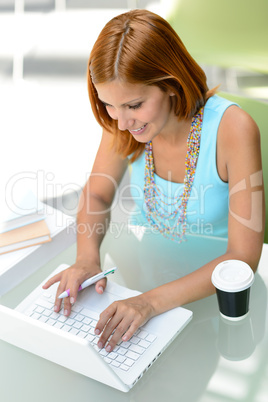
[58,267,117,299]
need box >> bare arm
[43,129,128,314]
[75,130,128,267]
[143,106,265,312]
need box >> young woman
[43,9,264,353]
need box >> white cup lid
[211,260,254,292]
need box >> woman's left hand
[94,294,155,352]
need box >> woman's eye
[129,103,142,110]
[103,102,112,108]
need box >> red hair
[88,9,211,162]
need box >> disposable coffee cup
[211,260,254,321]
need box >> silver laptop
[0,228,228,392]
[0,263,192,392]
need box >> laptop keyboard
[24,292,157,372]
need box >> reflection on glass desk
[0,225,268,402]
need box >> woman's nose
[117,111,134,131]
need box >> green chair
[168,0,268,74]
[219,92,268,242]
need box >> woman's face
[94,79,178,143]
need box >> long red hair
[88,9,211,162]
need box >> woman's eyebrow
[99,97,143,106]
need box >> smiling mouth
[129,124,147,133]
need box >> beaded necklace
[144,107,204,242]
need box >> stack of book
[0,198,76,297]
[0,191,51,255]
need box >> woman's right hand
[42,259,107,316]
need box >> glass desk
[0,227,268,402]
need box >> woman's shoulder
[218,100,261,158]
[204,94,259,141]
[214,97,261,182]
[205,94,238,112]
[222,103,259,139]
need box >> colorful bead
[144,108,204,242]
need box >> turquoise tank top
[128,95,238,238]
